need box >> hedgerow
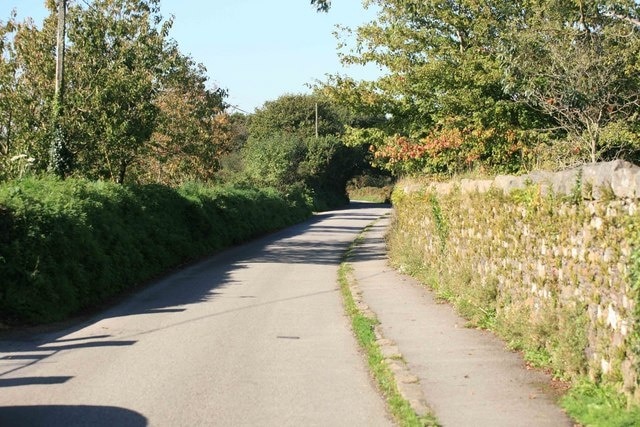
[0,177,312,325]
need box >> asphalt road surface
[0,203,393,427]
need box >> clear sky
[1,0,382,113]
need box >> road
[0,203,393,426]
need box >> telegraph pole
[55,0,66,109]
[50,0,72,178]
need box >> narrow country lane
[0,203,393,427]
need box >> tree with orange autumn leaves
[136,50,232,186]
[323,0,640,176]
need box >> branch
[310,0,331,13]
[605,12,640,28]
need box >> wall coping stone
[418,160,640,200]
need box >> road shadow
[0,376,73,387]
[0,405,147,426]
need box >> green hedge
[0,177,312,325]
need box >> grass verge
[560,381,640,427]
[339,230,438,426]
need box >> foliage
[561,381,640,427]
[241,133,307,191]
[0,177,312,325]
[249,94,343,141]
[502,0,640,164]
[0,13,18,177]
[136,45,230,185]
[322,0,640,175]
[322,0,549,176]
[428,193,448,253]
[238,132,355,210]
[346,173,394,203]
[48,124,73,178]
[232,93,370,210]
[300,134,359,209]
[0,11,56,176]
[310,0,331,13]
[62,0,166,183]
[629,219,640,402]
[0,0,234,185]
[373,126,538,176]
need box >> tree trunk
[117,161,127,184]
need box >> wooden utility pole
[55,0,66,108]
[50,0,72,178]
[315,102,318,138]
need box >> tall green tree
[326,0,546,175]
[502,0,640,164]
[1,0,231,184]
[2,11,57,177]
[234,93,363,209]
[0,15,17,178]
[63,0,168,183]
[249,94,343,141]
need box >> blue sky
[1,0,382,113]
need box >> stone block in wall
[611,162,640,199]
[581,160,631,199]
[527,170,556,186]
[551,169,581,196]
[431,182,454,195]
[494,175,527,193]
[427,160,640,201]
[476,179,493,193]
[402,182,422,194]
[460,179,475,194]
[460,178,493,194]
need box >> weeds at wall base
[561,381,640,427]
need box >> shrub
[238,134,357,211]
[0,177,312,324]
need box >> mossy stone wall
[390,173,640,402]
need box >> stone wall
[391,160,640,401]
[417,159,640,200]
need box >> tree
[249,94,343,141]
[311,0,331,12]
[233,93,364,208]
[136,46,230,185]
[0,15,17,179]
[325,0,546,176]
[62,0,170,183]
[2,11,58,177]
[502,1,640,164]
[1,0,232,184]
